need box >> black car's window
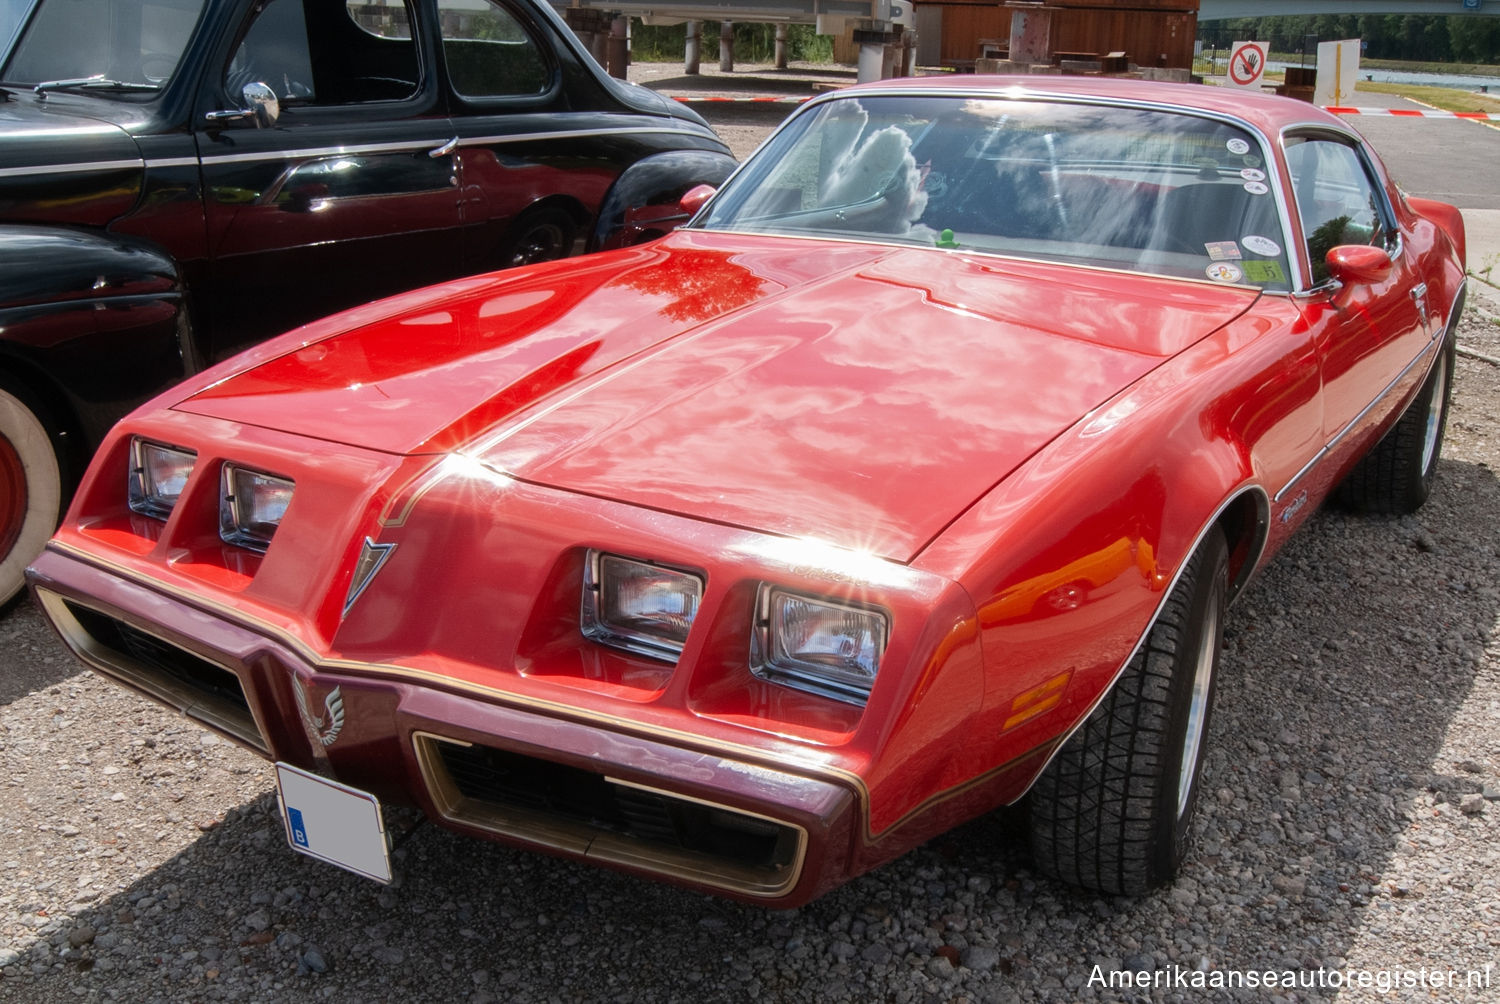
[3,0,207,90]
[438,0,548,99]
[1284,136,1393,285]
[226,0,419,106]
[698,94,1293,290]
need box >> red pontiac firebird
[27,77,1465,906]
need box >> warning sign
[1227,41,1268,90]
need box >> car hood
[177,232,1260,561]
[0,96,144,225]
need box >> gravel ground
[4,69,1500,1003]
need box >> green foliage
[1198,14,1499,65]
[631,22,833,63]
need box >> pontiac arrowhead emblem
[344,537,396,616]
[293,678,345,748]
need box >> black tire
[1335,332,1455,515]
[0,381,64,607]
[1027,526,1228,895]
[498,208,577,269]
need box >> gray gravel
[4,71,1500,1003]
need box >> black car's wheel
[0,383,63,607]
[1027,526,1228,895]
[1335,331,1455,515]
[499,209,577,269]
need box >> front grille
[49,597,266,752]
[416,735,804,898]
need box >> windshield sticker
[1205,241,1242,261]
[1243,181,1269,196]
[1241,154,1263,169]
[1240,168,1267,183]
[1242,260,1286,283]
[1205,262,1244,283]
[1226,138,1251,156]
[1242,234,1281,256]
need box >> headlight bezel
[127,437,197,521]
[751,585,889,706]
[580,551,705,663]
[218,463,295,553]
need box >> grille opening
[59,600,265,751]
[422,737,804,895]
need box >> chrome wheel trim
[1420,351,1449,476]
[1177,599,1220,820]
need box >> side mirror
[241,82,280,127]
[1325,244,1392,285]
[679,184,716,218]
[204,81,280,128]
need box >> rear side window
[438,0,549,99]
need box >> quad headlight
[219,464,294,552]
[581,551,704,661]
[127,438,197,519]
[753,587,887,705]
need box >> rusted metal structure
[913,0,1198,72]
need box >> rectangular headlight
[581,551,703,662]
[753,586,887,705]
[219,464,294,552]
[127,438,196,520]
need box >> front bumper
[28,545,859,906]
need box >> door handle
[428,137,459,158]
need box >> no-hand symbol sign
[1228,41,1268,90]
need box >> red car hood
[179,232,1259,561]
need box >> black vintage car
[0,0,735,604]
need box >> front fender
[0,225,194,447]
[588,149,737,252]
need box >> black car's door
[192,0,462,360]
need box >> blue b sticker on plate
[287,806,310,848]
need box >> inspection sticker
[1242,234,1281,256]
[1243,181,1269,196]
[1240,168,1266,183]
[1226,138,1251,156]
[1205,262,1244,283]
[1205,241,1241,261]
[1242,260,1286,283]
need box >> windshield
[697,93,1293,291]
[2,0,207,92]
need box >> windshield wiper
[34,75,160,96]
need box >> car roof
[839,75,1350,139]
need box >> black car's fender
[0,225,194,604]
[588,149,738,252]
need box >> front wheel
[0,383,64,607]
[1335,332,1455,515]
[1027,526,1228,895]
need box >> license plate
[274,762,392,884]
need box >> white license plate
[274,762,392,884]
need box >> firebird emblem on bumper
[294,679,346,748]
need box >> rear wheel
[1027,526,1228,895]
[1335,332,1454,515]
[0,383,63,607]
[499,208,576,269]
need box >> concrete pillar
[774,24,788,69]
[685,20,700,75]
[606,16,629,79]
[719,20,734,72]
[857,40,884,82]
[1005,1,1055,65]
